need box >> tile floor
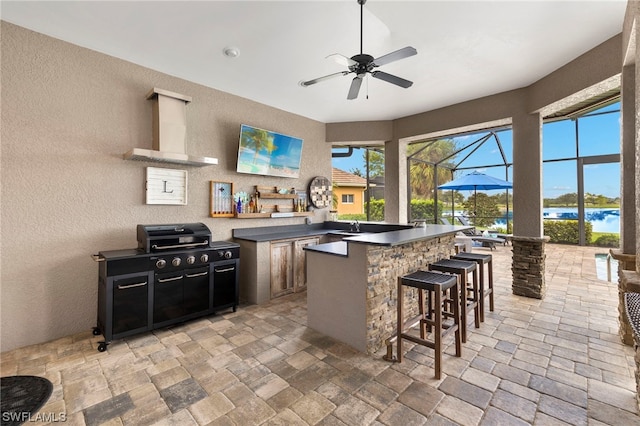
[1,244,639,425]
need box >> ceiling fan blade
[326,53,358,68]
[347,76,364,100]
[299,71,349,87]
[372,46,417,67]
[371,71,413,88]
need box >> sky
[332,103,621,199]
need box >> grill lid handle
[151,240,209,251]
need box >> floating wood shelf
[259,193,297,199]
[232,185,311,219]
[235,211,313,219]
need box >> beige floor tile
[1,244,638,425]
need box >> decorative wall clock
[308,176,332,208]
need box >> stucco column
[384,137,409,224]
[511,110,548,298]
[512,111,543,237]
[619,64,638,258]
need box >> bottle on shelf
[236,197,243,214]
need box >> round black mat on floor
[1,375,53,426]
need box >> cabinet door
[213,260,238,310]
[294,237,320,292]
[154,271,184,324]
[183,266,211,315]
[112,274,150,336]
[271,241,294,298]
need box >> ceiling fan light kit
[300,0,417,100]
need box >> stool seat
[429,258,480,343]
[451,252,491,264]
[396,270,462,379]
[401,270,457,291]
[430,258,477,273]
[452,252,494,322]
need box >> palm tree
[241,127,277,163]
[408,139,457,198]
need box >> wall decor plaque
[210,181,234,217]
[146,167,187,205]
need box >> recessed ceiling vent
[124,88,218,167]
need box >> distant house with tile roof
[332,167,367,215]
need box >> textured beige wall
[0,22,330,351]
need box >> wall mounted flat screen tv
[236,124,303,179]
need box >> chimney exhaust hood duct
[124,88,218,167]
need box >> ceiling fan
[299,0,417,100]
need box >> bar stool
[397,270,462,379]
[428,258,480,343]
[452,252,494,322]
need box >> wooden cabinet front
[270,236,319,299]
[293,237,319,292]
[270,241,294,298]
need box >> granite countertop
[303,224,472,256]
[342,224,470,246]
[303,241,348,257]
[233,222,471,257]
[232,221,412,243]
[233,228,332,242]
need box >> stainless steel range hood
[124,88,218,167]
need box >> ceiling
[1,1,627,123]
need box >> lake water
[489,208,620,233]
[543,208,620,233]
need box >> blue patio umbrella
[437,171,512,218]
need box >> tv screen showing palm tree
[236,124,303,178]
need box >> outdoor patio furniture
[396,270,461,379]
[456,216,511,245]
[441,217,505,250]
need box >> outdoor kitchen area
[2,2,640,425]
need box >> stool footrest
[400,323,459,350]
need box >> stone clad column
[511,236,550,299]
[511,110,546,298]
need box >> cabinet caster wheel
[92,327,101,336]
[97,342,108,352]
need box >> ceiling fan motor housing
[349,54,375,75]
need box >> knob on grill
[200,253,209,263]
[172,257,181,267]
[156,259,166,269]
[186,256,196,265]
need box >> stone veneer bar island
[304,224,470,355]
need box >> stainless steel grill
[93,223,239,351]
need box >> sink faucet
[353,220,360,233]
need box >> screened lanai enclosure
[407,130,512,230]
[330,99,621,247]
[408,99,621,247]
